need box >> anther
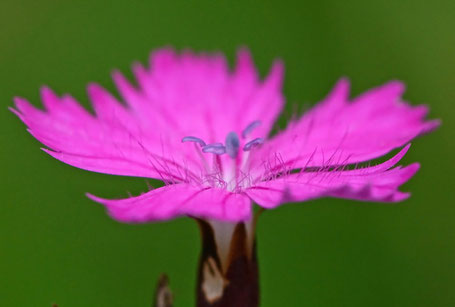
[182,136,206,147]
[242,120,261,138]
[225,132,240,158]
[243,137,264,151]
[202,143,226,155]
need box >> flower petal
[231,49,284,139]
[88,184,252,223]
[123,48,284,142]
[246,145,419,208]
[250,79,439,177]
[12,89,202,182]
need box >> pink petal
[246,145,419,208]
[12,90,202,181]
[131,48,284,142]
[230,49,284,139]
[87,184,252,223]
[250,79,439,177]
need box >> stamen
[241,120,261,138]
[182,136,206,147]
[225,132,240,159]
[202,143,226,155]
[243,138,264,151]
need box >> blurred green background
[1,0,454,306]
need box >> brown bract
[196,219,259,307]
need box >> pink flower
[11,48,439,223]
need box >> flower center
[181,121,265,191]
[182,121,264,159]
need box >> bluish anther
[225,132,240,158]
[183,125,264,158]
[242,120,261,138]
[182,136,206,147]
[243,138,264,151]
[202,143,226,155]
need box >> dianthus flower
[11,48,438,307]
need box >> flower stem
[195,219,259,307]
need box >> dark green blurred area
[1,0,454,306]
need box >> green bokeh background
[1,1,453,306]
